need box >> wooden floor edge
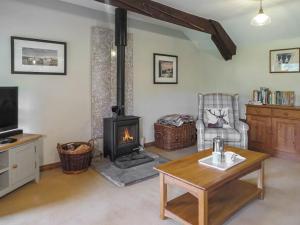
[40,162,61,171]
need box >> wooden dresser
[246,104,300,161]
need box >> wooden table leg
[257,161,265,200]
[198,190,208,225]
[160,173,167,220]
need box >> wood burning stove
[103,116,140,161]
[103,8,141,161]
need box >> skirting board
[40,162,61,171]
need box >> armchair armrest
[196,120,205,151]
[196,119,205,130]
[235,120,249,133]
[235,120,249,149]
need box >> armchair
[196,93,249,151]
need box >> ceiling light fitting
[251,0,271,26]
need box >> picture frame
[153,53,178,84]
[269,48,300,73]
[11,36,67,75]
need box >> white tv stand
[0,134,42,198]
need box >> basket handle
[57,143,62,153]
[88,139,95,151]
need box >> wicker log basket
[57,140,94,174]
[154,122,196,151]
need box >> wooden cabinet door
[10,143,36,186]
[247,115,272,152]
[272,118,300,156]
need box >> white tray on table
[198,151,246,171]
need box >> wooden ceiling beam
[210,20,236,60]
[94,0,236,60]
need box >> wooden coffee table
[154,147,269,225]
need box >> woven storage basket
[154,122,196,151]
[57,140,94,174]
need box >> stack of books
[252,87,295,106]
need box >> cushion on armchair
[204,108,232,128]
[201,94,236,127]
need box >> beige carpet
[0,146,299,225]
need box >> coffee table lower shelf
[165,180,262,225]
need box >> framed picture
[11,36,67,75]
[153,53,178,84]
[270,48,300,73]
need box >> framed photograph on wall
[11,36,67,75]
[270,48,300,73]
[153,53,178,84]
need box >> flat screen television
[0,87,18,132]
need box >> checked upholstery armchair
[196,93,249,151]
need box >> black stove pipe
[113,8,127,116]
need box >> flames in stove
[122,128,134,142]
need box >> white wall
[0,0,204,164]
[200,37,300,118]
[194,0,300,119]
[133,30,202,143]
[0,0,100,165]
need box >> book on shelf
[252,88,295,106]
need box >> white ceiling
[146,0,290,21]
[61,0,295,21]
[59,0,300,49]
